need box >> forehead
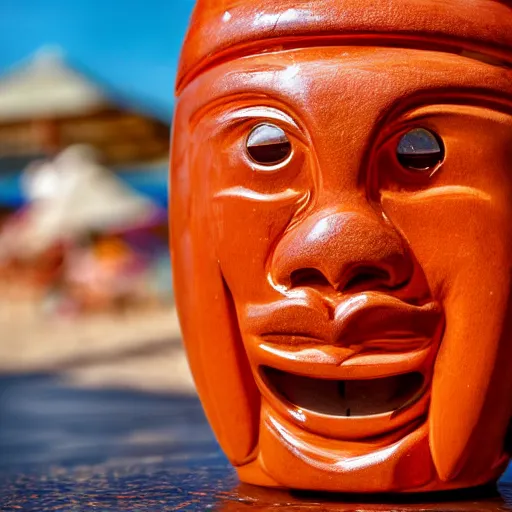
[177,46,512,125]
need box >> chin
[236,404,507,493]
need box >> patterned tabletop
[1,373,511,511]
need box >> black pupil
[396,128,444,171]
[247,124,292,165]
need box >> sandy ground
[0,301,196,394]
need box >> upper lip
[244,292,442,350]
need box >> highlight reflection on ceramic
[171,0,512,493]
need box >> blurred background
[2,2,512,509]
[0,4,232,506]
[0,0,196,395]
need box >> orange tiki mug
[170,0,512,493]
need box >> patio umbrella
[0,50,169,165]
[0,145,160,259]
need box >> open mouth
[262,366,425,417]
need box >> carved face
[171,46,512,492]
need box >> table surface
[1,373,512,511]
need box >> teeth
[343,378,402,415]
[263,367,424,417]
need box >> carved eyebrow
[189,98,306,143]
[188,87,303,124]
[400,102,512,120]
[370,91,512,152]
[223,106,299,129]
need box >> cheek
[381,191,512,308]
[209,145,313,300]
[212,195,306,300]
[383,191,512,479]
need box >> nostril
[343,267,392,292]
[290,268,331,289]
[289,267,397,292]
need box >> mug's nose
[271,208,413,293]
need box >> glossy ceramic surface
[170,0,512,493]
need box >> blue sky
[0,0,195,206]
[0,0,195,120]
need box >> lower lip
[256,366,430,441]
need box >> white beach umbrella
[0,49,108,121]
[0,145,158,258]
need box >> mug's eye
[246,123,292,166]
[396,128,444,171]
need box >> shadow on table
[1,372,512,511]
